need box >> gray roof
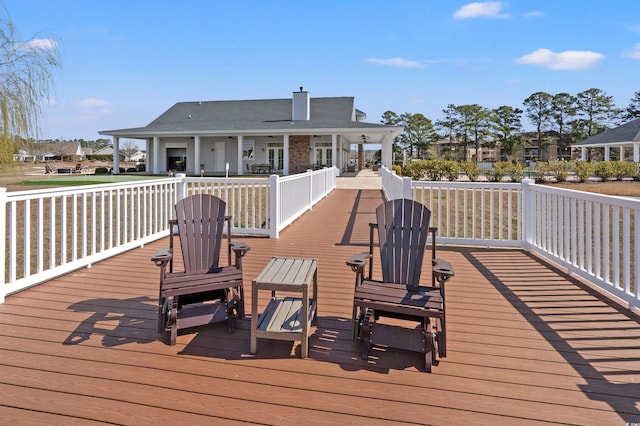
[573,117,640,146]
[100,97,396,139]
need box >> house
[25,141,85,162]
[99,88,403,175]
[572,117,640,161]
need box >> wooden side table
[250,257,318,358]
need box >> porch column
[153,136,160,174]
[145,138,151,173]
[237,135,244,175]
[381,133,393,170]
[113,137,120,174]
[581,146,587,161]
[619,145,625,161]
[194,135,201,175]
[634,143,640,162]
[604,145,610,161]
[358,144,364,171]
[331,134,338,174]
[283,134,290,175]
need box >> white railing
[379,166,640,311]
[1,178,178,300]
[523,180,640,311]
[0,167,337,301]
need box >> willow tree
[0,10,60,166]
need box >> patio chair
[346,198,454,372]
[151,194,250,345]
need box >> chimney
[292,87,310,121]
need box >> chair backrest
[376,198,431,288]
[174,194,227,274]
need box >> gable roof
[573,117,640,146]
[99,96,398,142]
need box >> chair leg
[435,318,445,359]
[351,303,359,341]
[423,327,435,373]
[157,296,168,333]
[225,289,236,334]
[168,297,178,345]
[236,285,245,318]
[360,309,373,360]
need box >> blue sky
[5,0,640,143]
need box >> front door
[167,148,187,172]
[314,142,332,167]
[214,141,226,172]
[267,142,284,172]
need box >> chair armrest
[346,252,371,273]
[230,242,250,256]
[432,258,454,284]
[151,248,172,267]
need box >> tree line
[382,88,640,162]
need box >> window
[243,140,255,159]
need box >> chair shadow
[179,315,426,374]
[64,296,158,347]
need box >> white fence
[0,167,336,301]
[379,166,640,311]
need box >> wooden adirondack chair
[346,198,454,372]
[151,194,250,345]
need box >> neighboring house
[99,88,403,175]
[126,150,145,162]
[572,117,640,162]
[27,141,85,161]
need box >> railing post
[0,188,6,303]
[175,173,188,202]
[402,176,412,200]
[308,170,313,210]
[269,174,279,238]
[521,178,535,250]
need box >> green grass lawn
[16,174,167,188]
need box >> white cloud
[524,11,543,18]
[624,23,640,34]
[79,98,109,107]
[453,2,509,19]
[623,43,640,59]
[16,38,57,51]
[515,48,604,70]
[365,57,424,68]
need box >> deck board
[0,188,639,424]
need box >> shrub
[547,160,568,183]
[593,161,615,181]
[459,161,482,181]
[571,160,594,182]
[391,164,402,175]
[486,161,510,182]
[612,161,638,179]
[440,160,459,181]
[94,167,109,174]
[403,161,427,180]
[423,160,444,181]
[507,161,526,182]
[533,162,547,184]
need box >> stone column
[358,143,364,171]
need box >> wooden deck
[1,188,639,425]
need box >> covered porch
[0,187,637,423]
[105,131,397,177]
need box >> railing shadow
[461,248,640,423]
[336,189,383,247]
[63,296,158,347]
